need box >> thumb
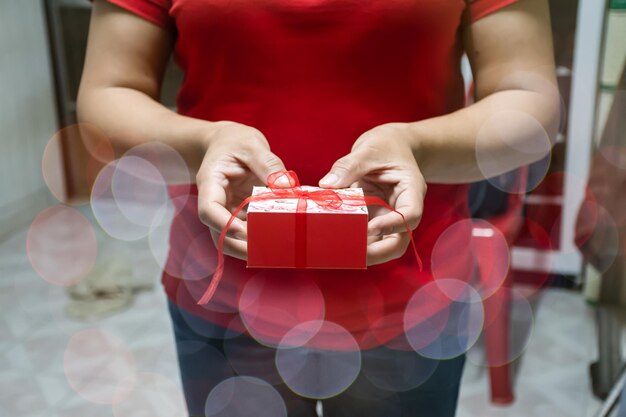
[246,148,288,186]
[319,151,367,188]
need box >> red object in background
[247,186,368,269]
[517,171,565,250]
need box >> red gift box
[197,171,421,305]
[247,186,368,269]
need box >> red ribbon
[197,171,422,305]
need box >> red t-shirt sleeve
[466,0,518,23]
[105,0,172,28]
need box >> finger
[367,235,383,245]
[367,204,387,221]
[235,209,248,222]
[197,180,247,240]
[241,145,288,186]
[368,202,423,237]
[203,201,247,240]
[229,218,248,240]
[219,235,248,260]
[367,233,411,266]
[229,200,249,222]
[368,183,425,236]
[209,229,247,260]
[319,148,369,189]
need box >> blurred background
[0,0,625,416]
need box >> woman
[78,0,559,416]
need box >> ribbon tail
[362,196,423,271]
[295,196,308,268]
[198,197,253,305]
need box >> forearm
[78,0,219,177]
[408,88,560,184]
[77,85,219,176]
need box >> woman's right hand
[196,121,287,260]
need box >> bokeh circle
[91,160,152,241]
[111,155,170,228]
[204,376,287,417]
[63,328,137,405]
[431,218,510,300]
[275,320,361,399]
[404,279,484,360]
[26,205,97,287]
[239,271,325,347]
[475,109,552,194]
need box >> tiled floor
[0,214,608,417]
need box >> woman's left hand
[319,123,426,265]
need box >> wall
[0,0,59,239]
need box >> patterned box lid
[248,186,368,214]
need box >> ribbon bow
[198,171,422,305]
[266,171,345,210]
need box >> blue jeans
[168,300,465,417]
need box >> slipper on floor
[65,256,152,321]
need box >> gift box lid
[247,186,368,214]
